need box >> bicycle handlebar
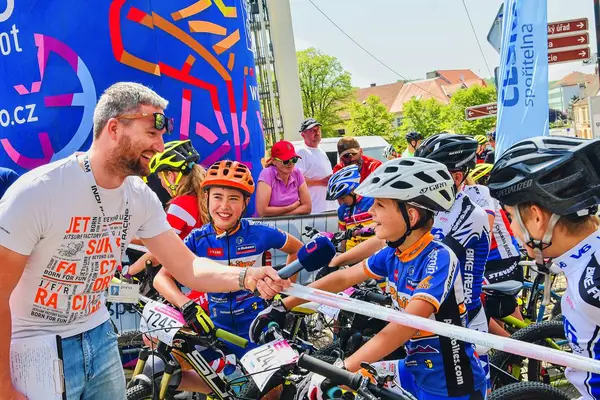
[297,354,408,400]
[364,291,392,306]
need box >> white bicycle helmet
[355,157,455,248]
[383,144,398,159]
[355,157,455,212]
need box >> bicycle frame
[130,329,238,400]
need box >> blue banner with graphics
[0,0,264,209]
[496,0,549,157]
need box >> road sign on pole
[465,103,498,121]
[548,47,591,64]
[547,18,588,36]
[548,33,589,50]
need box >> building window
[396,117,403,127]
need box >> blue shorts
[397,359,487,400]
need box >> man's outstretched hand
[244,266,290,299]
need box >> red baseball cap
[270,140,301,162]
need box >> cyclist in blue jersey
[414,134,491,390]
[153,160,303,392]
[327,164,377,252]
[251,158,486,400]
[488,136,600,400]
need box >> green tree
[443,85,497,136]
[400,97,447,138]
[347,95,396,139]
[297,48,354,137]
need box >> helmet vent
[384,166,399,173]
[391,180,412,189]
[415,171,435,184]
[440,189,452,202]
[438,169,451,180]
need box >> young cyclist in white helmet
[488,136,600,400]
[250,157,486,400]
[414,133,491,390]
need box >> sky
[289,0,597,88]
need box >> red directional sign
[465,103,498,121]
[548,47,590,65]
[548,33,589,50]
[547,18,588,36]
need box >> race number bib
[240,339,299,390]
[318,287,355,319]
[139,300,185,346]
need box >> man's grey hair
[92,82,169,140]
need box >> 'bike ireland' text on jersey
[432,192,490,314]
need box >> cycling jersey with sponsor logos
[464,185,520,262]
[432,192,490,314]
[338,196,376,250]
[364,233,486,398]
[184,219,288,355]
[553,229,600,400]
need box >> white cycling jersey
[464,185,521,261]
[432,191,490,313]
[553,228,600,400]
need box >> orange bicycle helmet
[201,160,255,196]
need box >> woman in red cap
[256,140,312,217]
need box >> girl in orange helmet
[152,160,303,393]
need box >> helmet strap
[164,171,184,197]
[514,207,560,270]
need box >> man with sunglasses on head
[0,82,289,400]
[294,118,338,213]
[333,137,382,183]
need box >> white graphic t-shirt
[294,143,337,213]
[0,155,171,339]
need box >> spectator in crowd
[333,137,382,182]
[0,167,19,199]
[294,118,337,213]
[401,131,423,158]
[485,131,496,164]
[256,140,312,217]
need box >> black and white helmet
[383,144,398,159]
[355,157,455,212]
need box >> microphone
[277,236,336,279]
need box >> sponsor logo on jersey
[463,249,475,304]
[417,275,432,290]
[231,260,256,268]
[571,243,592,260]
[208,247,224,257]
[426,250,438,274]
[580,260,600,307]
[450,338,464,385]
[236,244,256,254]
[236,236,244,245]
[406,344,440,355]
[425,359,433,369]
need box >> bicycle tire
[126,383,180,400]
[488,381,571,400]
[489,320,568,389]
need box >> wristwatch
[239,268,248,290]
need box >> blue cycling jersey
[184,219,288,355]
[337,196,376,250]
[432,192,490,314]
[364,233,486,398]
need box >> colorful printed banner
[0,0,264,209]
[496,0,549,157]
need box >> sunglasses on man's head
[275,157,299,165]
[117,112,174,134]
[341,151,359,160]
